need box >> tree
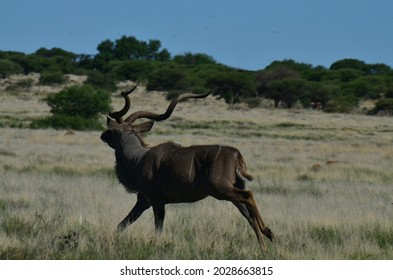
[115,60,155,82]
[114,35,144,60]
[301,81,332,108]
[95,35,171,63]
[97,39,115,55]
[207,71,256,103]
[34,47,78,73]
[0,59,23,78]
[256,65,299,95]
[110,35,170,61]
[174,52,216,66]
[154,48,171,61]
[264,59,313,73]
[94,39,116,70]
[302,65,329,82]
[342,76,386,99]
[75,54,94,70]
[86,70,117,92]
[385,87,393,98]
[34,47,76,59]
[330,58,367,72]
[366,63,392,75]
[39,71,66,85]
[265,78,306,108]
[324,68,363,83]
[146,40,171,61]
[147,64,190,91]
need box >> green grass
[363,225,393,250]
[1,215,34,237]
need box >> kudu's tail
[234,150,254,189]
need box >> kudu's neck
[114,133,148,193]
[115,133,148,163]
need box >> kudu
[100,86,273,252]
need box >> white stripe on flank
[188,150,197,181]
[212,145,222,173]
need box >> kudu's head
[100,86,211,150]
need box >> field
[1,82,393,259]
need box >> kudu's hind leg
[214,187,273,252]
[233,178,274,242]
[117,194,151,231]
[237,191,274,242]
[232,201,266,250]
[233,198,267,251]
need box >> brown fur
[100,88,273,252]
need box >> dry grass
[1,80,393,259]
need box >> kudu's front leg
[117,194,151,231]
[152,204,165,232]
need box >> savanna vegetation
[1,35,392,259]
[1,34,393,116]
[0,91,392,259]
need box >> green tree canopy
[0,59,23,78]
[265,78,306,108]
[147,64,190,91]
[174,52,216,66]
[330,58,367,72]
[207,71,256,104]
[96,35,171,62]
[264,59,313,73]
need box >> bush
[0,59,23,78]
[44,85,110,118]
[324,94,359,113]
[86,70,117,92]
[368,99,393,115]
[385,88,393,98]
[31,85,111,130]
[39,71,66,85]
[146,64,190,91]
[115,60,154,82]
[6,79,34,92]
[244,97,262,108]
[30,115,104,130]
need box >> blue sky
[1,0,392,70]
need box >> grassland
[1,80,393,259]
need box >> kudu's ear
[134,121,154,133]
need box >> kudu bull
[100,86,273,252]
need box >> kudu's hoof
[117,223,127,232]
[264,227,274,242]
